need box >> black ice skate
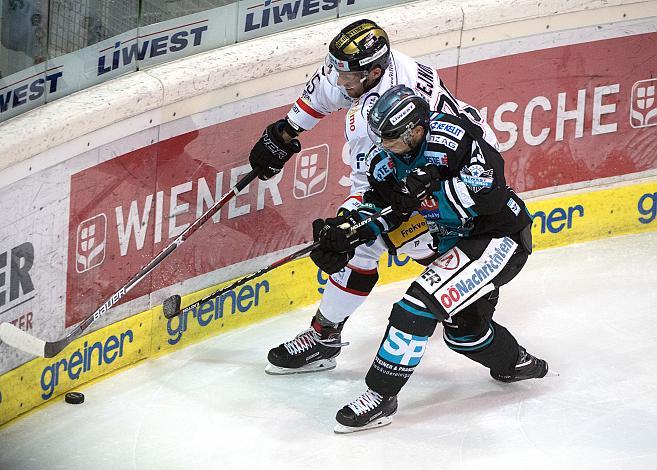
[491,346,548,383]
[334,389,398,434]
[265,318,347,375]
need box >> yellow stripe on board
[528,181,657,249]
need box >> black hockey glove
[368,174,417,215]
[309,209,378,274]
[404,164,441,201]
[310,248,352,275]
[249,119,301,180]
[386,187,422,214]
[387,164,442,213]
[312,209,376,253]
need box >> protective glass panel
[46,0,140,100]
[0,0,49,122]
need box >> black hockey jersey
[365,112,532,253]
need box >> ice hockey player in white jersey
[247,19,500,375]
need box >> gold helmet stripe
[334,22,381,51]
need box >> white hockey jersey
[286,49,499,211]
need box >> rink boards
[1,0,657,426]
[1,177,656,425]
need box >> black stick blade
[163,295,182,319]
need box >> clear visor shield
[368,123,414,155]
[325,54,368,88]
[367,123,384,146]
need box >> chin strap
[401,127,414,147]
[362,65,385,92]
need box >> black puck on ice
[64,392,85,404]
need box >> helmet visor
[368,119,408,143]
[367,123,383,145]
[325,54,367,87]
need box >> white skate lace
[347,389,383,416]
[283,328,349,356]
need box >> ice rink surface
[2,231,657,470]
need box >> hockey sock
[444,320,519,373]
[319,265,379,323]
[365,302,438,397]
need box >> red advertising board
[66,32,657,326]
[455,31,657,190]
[66,109,349,325]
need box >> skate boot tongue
[347,389,384,415]
[265,326,346,375]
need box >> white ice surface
[2,232,657,470]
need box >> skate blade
[333,416,393,434]
[264,358,337,375]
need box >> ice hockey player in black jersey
[310,85,548,433]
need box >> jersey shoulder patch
[460,164,494,193]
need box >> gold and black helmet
[327,19,390,73]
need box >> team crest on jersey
[460,165,493,193]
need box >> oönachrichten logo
[76,214,107,273]
[630,78,657,128]
[293,144,329,199]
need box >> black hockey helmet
[326,19,390,73]
[368,85,430,144]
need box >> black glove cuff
[266,119,301,157]
[282,118,302,138]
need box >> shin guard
[365,302,439,397]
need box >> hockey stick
[0,169,260,358]
[163,206,394,319]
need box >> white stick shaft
[0,323,46,357]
